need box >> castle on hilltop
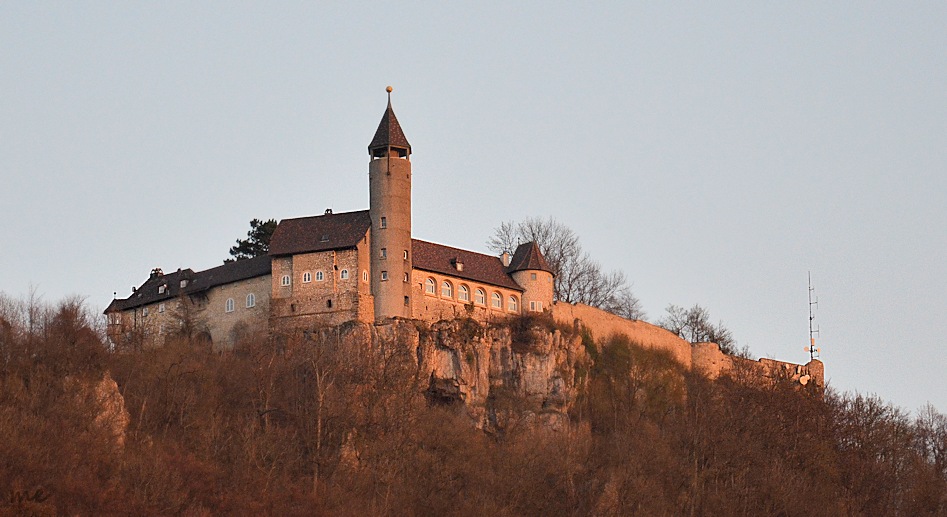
[104,89,823,390]
[105,89,554,348]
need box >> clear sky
[2,3,944,413]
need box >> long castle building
[106,90,554,348]
[104,89,824,389]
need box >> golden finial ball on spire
[386,86,393,93]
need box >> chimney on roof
[325,208,333,215]
[501,251,511,268]
[150,268,163,279]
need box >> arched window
[315,271,324,281]
[246,293,256,308]
[491,292,502,309]
[458,285,470,302]
[475,288,486,305]
[441,281,453,298]
[225,298,234,313]
[425,278,436,294]
[508,295,518,312]
[302,272,312,283]
[281,275,291,286]
[363,270,368,282]
[340,269,349,280]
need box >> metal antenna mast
[807,271,821,360]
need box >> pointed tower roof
[368,86,411,155]
[507,241,554,274]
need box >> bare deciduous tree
[657,304,737,355]
[487,217,645,320]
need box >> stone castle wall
[551,301,823,387]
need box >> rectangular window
[404,295,410,306]
[158,303,165,313]
[380,248,387,259]
[530,273,537,280]
[381,271,389,281]
[403,250,408,260]
[380,217,387,229]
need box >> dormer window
[158,285,166,294]
[451,258,464,272]
[320,235,329,242]
[180,279,188,288]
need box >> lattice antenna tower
[807,271,821,360]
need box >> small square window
[531,273,537,280]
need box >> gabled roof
[105,255,271,313]
[412,239,523,291]
[269,210,371,256]
[507,241,553,274]
[368,98,411,154]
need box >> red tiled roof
[269,210,371,256]
[368,99,411,153]
[507,241,553,274]
[412,239,522,291]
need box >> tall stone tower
[368,87,413,320]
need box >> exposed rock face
[364,319,590,431]
[92,372,131,448]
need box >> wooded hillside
[1,294,945,516]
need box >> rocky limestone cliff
[333,318,590,431]
[322,310,822,431]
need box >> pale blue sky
[2,2,945,413]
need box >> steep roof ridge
[412,239,523,291]
[106,255,271,313]
[507,241,553,274]
[368,96,411,153]
[269,210,371,256]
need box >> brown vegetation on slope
[1,293,946,515]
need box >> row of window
[424,278,519,312]
[281,268,367,287]
[379,248,409,260]
[156,279,189,295]
[225,293,256,313]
